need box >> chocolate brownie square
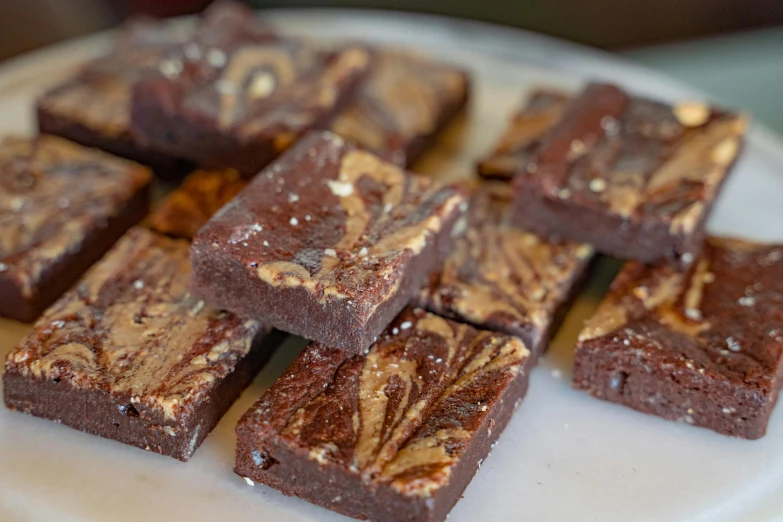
[510,83,747,265]
[330,49,470,167]
[417,182,593,358]
[477,89,570,181]
[4,228,281,460]
[0,135,151,323]
[36,17,192,175]
[149,169,248,240]
[574,237,783,439]
[191,131,468,353]
[131,24,369,177]
[235,308,532,522]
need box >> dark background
[2,0,783,61]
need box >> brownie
[191,131,468,354]
[36,17,192,176]
[3,228,282,461]
[0,135,152,323]
[149,169,248,240]
[510,83,748,265]
[417,182,593,358]
[329,49,470,167]
[235,307,532,522]
[131,22,370,177]
[574,237,783,439]
[477,89,570,181]
[38,1,274,178]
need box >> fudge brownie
[38,1,273,177]
[149,169,248,240]
[510,83,748,265]
[0,135,152,323]
[417,182,593,358]
[131,23,369,177]
[477,89,570,181]
[330,49,470,167]
[235,308,532,522]
[4,228,281,461]
[574,237,783,439]
[36,17,192,176]
[191,131,468,354]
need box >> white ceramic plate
[1,9,783,522]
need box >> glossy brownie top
[419,182,593,348]
[239,307,530,497]
[330,49,469,166]
[580,237,783,391]
[514,83,747,234]
[4,228,267,421]
[149,169,248,240]
[477,89,570,181]
[193,131,468,321]
[0,135,151,295]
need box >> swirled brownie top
[418,182,593,355]
[237,308,530,507]
[149,169,248,240]
[517,83,747,232]
[137,29,368,141]
[575,237,783,438]
[477,89,570,181]
[5,228,267,422]
[191,131,468,352]
[0,135,151,296]
[330,49,469,166]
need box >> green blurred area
[249,0,783,49]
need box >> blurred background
[2,0,782,132]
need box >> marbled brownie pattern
[0,135,151,322]
[330,49,469,167]
[418,182,593,357]
[4,228,274,460]
[191,131,468,353]
[510,83,747,264]
[477,89,570,181]
[149,169,249,240]
[235,308,532,522]
[574,237,783,439]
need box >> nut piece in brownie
[330,49,470,167]
[235,308,532,522]
[510,83,747,265]
[131,18,369,177]
[417,183,593,358]
[574,237,783,439]
[191,131,468,354]
[0,135,151,323]
[3,228,281,461]
[477,89,570,181]
[149,169,248,240]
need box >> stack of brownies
[2,1,783,521]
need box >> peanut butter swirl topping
[330,49,469,166]
[516,83,748,232]
[419,182,593,352]
[242,308,530,498]
[579,237,783,386]
[0,135,151,296]
[5,228,266,421]
[194,131,468,320]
